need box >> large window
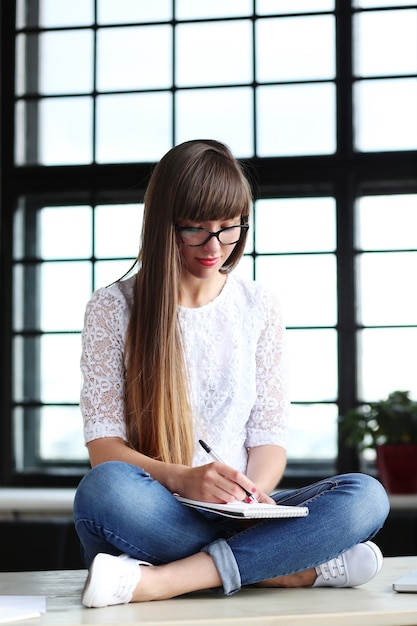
[1,0,416,486]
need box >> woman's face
[176,217,242,281]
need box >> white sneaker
[313,541,383,588]
[82,553,152,608]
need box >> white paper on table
[0,596,46,623]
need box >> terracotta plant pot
[376,444,417,494]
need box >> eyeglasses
[176,224,249,247]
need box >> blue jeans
[73,462,389,595]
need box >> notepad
[175,496,308,519]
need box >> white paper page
[0,596,46,623]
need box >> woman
[74,139,389,608]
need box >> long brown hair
[125,140,252,464]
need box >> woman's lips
[197,258,219,267]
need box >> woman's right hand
[87,438,257,504]
[176,462,257,504]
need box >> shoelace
[114,569,138,602]
[317,555,345,581]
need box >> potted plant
[340,390,417,494]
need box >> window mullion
[336,173,359,474]
[23,0,40,164]
[335,0,353,158]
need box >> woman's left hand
[255,492,276,505]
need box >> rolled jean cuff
[201,538,241,596]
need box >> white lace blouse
[80,273,289,473]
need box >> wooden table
[0,556,416,625]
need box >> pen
[199,439,258,503]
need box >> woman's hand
[177,462,258,504]
[86,438,277,504]
[255,492,276,505]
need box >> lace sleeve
[80,288,129,444]
[245,287,290,450]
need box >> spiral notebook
[175,496,309,519]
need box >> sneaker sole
[364,541,384,578]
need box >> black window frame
[1,0,416,487]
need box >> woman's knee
[74,461,150,520]
[343,472,390,533]
[349,473,389,509]
[362,473,390,520]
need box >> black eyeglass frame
[176,224,249,247]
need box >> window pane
[41,334,81,403]
[40,262,91,331]
[357,195,417,250]
[354,10,417,77]
[13,267,43,333]
[12,408,33,469]
[13,337,29,401]
[95,204,144,258]
[358,252,417,326]
[13,202,27,261]
[95,260,135,289]
[97,26,172,91]
[287,329,338,401]
[98,0,172,24]
[358,328,417,401]
[39,206,92,259]
[39,0,94,27]
[289,404,338,460]
[355,0,416,7]
[176,88,253,158]
[15,0,25,28]
[15,34,28,96]
[257,255,337,327]
[40,406,87,461]
[257,83,336,156]
[39,97,93,165]
[255,197,336,253]
[16,33,45,94]
[256,16,335,82]
[13,335,82,403]
[234,255,254,281]
[96,93,172,163]
[13,261,91,332]
[257,0,334,13]
[40,31,94,95]
[14,100,27,165]
[176,0,252,19]
[354,78,417,152]
[12,266,24,332]
[13,405,87,467]
[176,21,252,87]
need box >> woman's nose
[202,234,222,252]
